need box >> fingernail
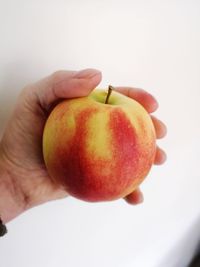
[149,93,159,110]
[137,193,144,204]
[76,68,101,79]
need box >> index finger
[114,87,159,113]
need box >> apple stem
[105,85,114,104]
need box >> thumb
[33,68,102,110]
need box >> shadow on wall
[188,240,200,267]
[0,61,39,138]
[157,214,200,267]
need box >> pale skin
[0,69,167,224]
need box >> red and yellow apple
[43,86,156,202]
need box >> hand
[0,68,166,223]
[0,69,102,222]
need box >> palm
[1,91,67,207]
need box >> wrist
[0,143,27,223]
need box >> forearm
[0,146,26,223]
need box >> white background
[0,1,200,267]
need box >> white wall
[0,1,200,267]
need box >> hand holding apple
[0,69,166,224]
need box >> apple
[43,86,156,202]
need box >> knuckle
[19,83,35,100]
[51,70,67,83]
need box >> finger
[151,115,167,139]
[154,146,167,165]
[124,188,144,205]
[114,87,159,113]
[33,68,102,110]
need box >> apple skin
[43,89,156,202]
